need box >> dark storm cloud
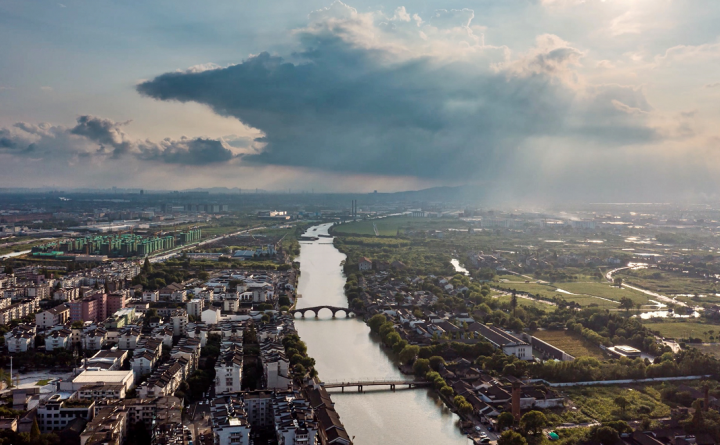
[137,137,235,165]
[136,3,661,179]
[70,115,133,158]
[0,115,237,165]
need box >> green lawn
[642,321,720,340]
[695,344,720,359]
[532,329,606,359]
[564,385,671,422]
[36,379,50,386]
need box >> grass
[617,269,717,296]
[694,344,720,359]
[564,385,671,422]
[494,281,619,308]
[333,217,413,236]
[495,294,555,313]
[532,329,606,359]
[0,240,48,256]
[558,282,650,306]
[642,320,720,340]
[36,379,50,386]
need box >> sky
[1,0,720,202]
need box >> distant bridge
[289,305,361,318]
[321,379,431,392]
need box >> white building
[45,329,72,351]
[186,298,204,318]
[142,290,159,303]
[202,307,222,325]
[118,328,141,350]
[215,344,243,394]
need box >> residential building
[45,328,72,351]
[358,257,372,271]
[186,298,204,318]
[79,405,127,445]
[37,394,95,433]
[35,305,70,329]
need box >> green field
[495,280,620,308]
[564,386,671,422]
[558,282,650,306]
[495,294,555,313]
[36,379,50,386]
[642,321,720,340]
[0,240,48,256]
[333,217,414,236]
[695,343,720,359]
[617,269,716,296]
[532,329,606,359]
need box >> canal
[294,223,469,445]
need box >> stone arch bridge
[289,306,361,318]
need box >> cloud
[0,115,238,165]
[137,2,659,180]
[705,82,720,89]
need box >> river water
[295,223,469,445]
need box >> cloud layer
[136,1,660,179]
[0,115,240,165]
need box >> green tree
[594,426,620,445]
[429,356,445,371]
[520,410,547,435]
[440,385,454,398]
[619,297,634,312]
[497,431,528,445]
[413,358,430,376]
[368,314,387,332]
[30,419,40,441]
[614,277,623,288]
[497,412,515,431]
[614,396,629,413]
[398,345,420,364]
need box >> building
[67,297,97,323]
[202,307,221,325]
[79,405,127,445]
[5,324,36,353]
[170,309,188,336]
[142,290,159,303]
[45,328,72,351]
[106,293,126,316]
[117,328,141,350]
[215,344,243,394]
[475,324,533,360]
[37,394,95,433]
[35,305,70,329]
[211,396,252,445]
[358,257,372,271]
[77,384,126,400]
[59,369,134,393]
[85,349,128,371]
[186,298,204,318]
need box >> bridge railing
[320,378,422,385]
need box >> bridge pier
[331,311,336,318]
[358,385,363,393]
[390,384,395,392]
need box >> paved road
[605,266,690,308]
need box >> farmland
[564,385,671,422]
[642,321,720,340]
[532,329,606,359]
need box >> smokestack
[512,382,521,421]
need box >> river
[295,223,469,445]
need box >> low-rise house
[45,328,72,351]
[36,394,94,433]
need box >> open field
[36,379,50,386]
[333,216,468,237]
[558,282,650,306]
[0,240,48,256]
[642,321,720,340]
[494,280,619,308]
[694,344,720,359]
[532,329,606,359]
[617,269,716,296]
[564,385,671,422]
[495,294,555,313]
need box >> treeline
[532,348,719,382]
[282,334,318,380]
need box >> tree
[614,277,623,288]
[497,431,528,445]
[398,345,420,364]
[594,426,620,445]
[143,257,152,273]
[429,356,446,371]
[30,419,41,441]
[614,396,629,413]
[368,314,387,333]
[440,385,454,398]
[497,412,515,431]
[413,358,430,376]
[520,410,547,435]
[619,297,634,312]
[511,291,518,317]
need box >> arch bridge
[289,306,360,318]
